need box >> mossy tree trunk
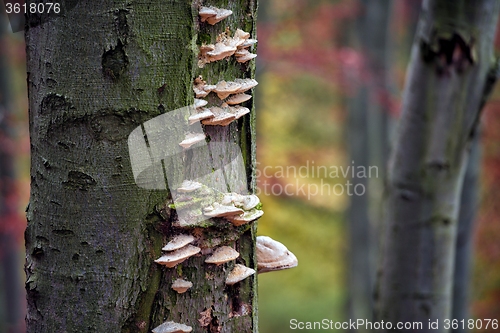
[376,0,499,331]
[25,1,258,332]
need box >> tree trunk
[25,1,258,332]
[0,11,25,333]
[376,0,499,331]
[451,127,480,333]
[346,0,392,329]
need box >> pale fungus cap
[198,6,217,21]
[176,180,203,193]
[203,203,244,218]
[240,194,260,210]
[239,39,257,49]
[234,28,251,40]
[226,93,252,105]
[214,80,243,100]
[235,49,257,63]
[221,193,259,210]
[194,98,208,109]
[171,278,193,294]
[201,107,236,126]
[155,244,201,268]
[189,108,215,125]
[152,321,193,333]
[226,209,264,226]
[256,236,298,273]
[226,264,256,285]
[162,234,196,251]
[198,7,232,25]
[205,246,240,265]
[193,76,216,98]
[179,132,206,149]
[206,43,237,61]
[234,78,258,94]
[228,105,250,120]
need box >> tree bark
[376,0,499,331]
[451,127,480,333]
[25,1,258,332]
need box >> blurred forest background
[1,0,500,332]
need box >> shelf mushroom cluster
[198,28,257,67]
[189,76,258,127]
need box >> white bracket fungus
[226,209,264,227]
[188,108,215,125]
[225,264,256,285]
[152,321,193,333]
[199,6,232,25]
[203,203,244,218]
[162,234,195,252]
[155,244,201,268]
[225,93,252,105]
[205,246,240,265]
[179,132,206,149]
[171,278,193,294]
[256,236,298,273]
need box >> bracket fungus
[226,264,256,285]
[256,236,298,273]
[203,203,244,218]
[222,193,260,210]
[179,132,206,149]
[205,246,240,265]
[226,209,264,226]
[213,81,243,100]
[201,107,236,126]
[155,244,201,268]
[176,180,203,193]
[171,278,193,294]
[225,93,252,105]
[234,78,258,93]
[152,321,193,333]
[198,29,257,67]
[199,6,232,25]
[188,108,215,125]
[235,49,257,63]
[193,76,216,98]
[194,98,208,109]
[162,234,195,251]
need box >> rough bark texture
[25,1,258,332]
[376,0,499,331]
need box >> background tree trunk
[25,1,258,332]
[451,128,480,333]
[0,11,25,333]
[376,0,499,331]
[346,1,393,329]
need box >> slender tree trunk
[347,1,392,329]
[25,1,258,332]
[451,127,480,333]
[376,0,499,331]
[0,11,24,333]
